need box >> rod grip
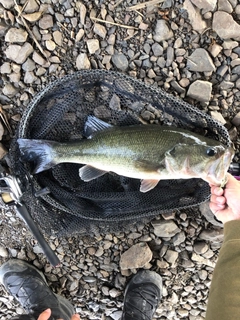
[16,204,60,267]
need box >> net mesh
[9,70,231,237]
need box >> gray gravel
[0,0,240,319]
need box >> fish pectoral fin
[84,116,113,138]
[79,165,107,181]
[140,179,160,193]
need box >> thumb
[37,308,51,320]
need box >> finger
[209,202,226,213]
[37,309,51,320]
[71,314,80,320]
[210,194,226,205]
[210,186,224,196]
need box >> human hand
[37,308,80,320]
[209,173,240,224]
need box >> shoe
[0,259,74,320]
[122,270,162,320]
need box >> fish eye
[206,148,216,157]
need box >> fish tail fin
[17,139,57,173]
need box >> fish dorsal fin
[84,116,113,138]
[79,165,107,181]
[140,179,160,193]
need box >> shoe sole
[0,259,75,317]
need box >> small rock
[187,48,215,72]
[120,242,152,270]
[0,62,11,74]
[173,231,186,246]
[164,250,179,264]
[152,43,163,56]
[76,29,84,42]
[46,40,56,51]
[109,288,121,298]
[6,43,34,64]
[170,81,185,94]
[191,252,215,268]
[208,43,222,57]
[32,52,47,66]
[212,11,240,41]
[0,246,8,257]
[2,83,18,97]
[76,53,91,70]
[39,14,54,29]
[65,8,74,17]
[232,112,240,127]
[166,47,174,67]
[112,54,128,71]
[5,28,28,43]
[79,3,87,25]
[209,111,226,125]
[87,39,100,54]
[95,247,104,257]
[152,220,180,238]
[94,23,107,38]
[199,229,224,242]
[24,71,37,84]
[153,20,173,42]
[22,58,36,72]
[53,31,63,46]
[187,80,212,102]
[194,241,209,254]
[0,0,14,9]
[223,40,238,50]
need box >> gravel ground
[0,0,240,319]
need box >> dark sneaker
[122,270,162,320]
[0,259,74,320]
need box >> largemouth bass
[17,116,234,192]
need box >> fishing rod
[0,164,60,267]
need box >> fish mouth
[206,147,235,185]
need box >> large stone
[213,11,240,41]
[187,80,212,102]
[183,0,207,32]
[120,243,152,270]
[190,0,217,11]
[187,48,215,72]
